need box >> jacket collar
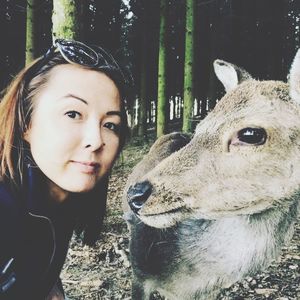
[24,162,50,217]
[24,162,80,222]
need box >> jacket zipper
[28,213,56,276]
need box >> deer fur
[123,50,300,300]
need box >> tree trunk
[52,0,80,40]
[138,33,148,137]
[206,0,218,111]
[138,1,155,137]
[26,0,37,64]
[182,0,195,132]
[156,0,168,137]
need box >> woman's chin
[65,181,98,194]
[48,178,98,201]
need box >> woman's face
[25,64,121,201]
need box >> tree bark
[26,0,37,64]
[182,0,195,132]
[138,33,148,137]
[156,0,168,137]
[52,0,80,40]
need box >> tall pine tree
[26,0,37,64]
[157,0,168,137]
[52,0,80,40]
[182,0,195,132]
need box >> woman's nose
[84,123,104,151]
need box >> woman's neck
[47,180,70,203]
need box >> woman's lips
[72,161,100,174]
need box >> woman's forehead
[29,65,121,114]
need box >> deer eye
[237,127,267,145]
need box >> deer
[123,49,300,300]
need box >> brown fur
[123,51,300,299]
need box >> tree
[83,0,123,51]
[26,0,37,64]
[52,0,80,40]
[0,0,26,89]
[157,0,168,137]
[167,0,185,125]
[182,0,195,132]
[134,1,160,137]
[138,32,148,136]
[128,0,160,133]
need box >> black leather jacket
[0,166,75,299]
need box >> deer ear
[213,59,252,92]
[289,49,300,104]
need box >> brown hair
[0,64,33,184]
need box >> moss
[52,0,79,40]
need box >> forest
[1,0,300,137]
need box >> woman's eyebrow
[62,95,121,116]
[64,93,88,105]
[106,111,121,116]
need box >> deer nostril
[127,181,152,214]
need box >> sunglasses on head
[49,39,116,67]
[48,39,101,66]
[25,39,125,83]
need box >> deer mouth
[138,207,188,228]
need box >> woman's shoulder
[0,181,23,232]
[0,182,24,261]
[0,181,19,210]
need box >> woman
[0,39,130,299]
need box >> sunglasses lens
[55,39,99,66]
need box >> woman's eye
[65,111,81,119]
[104,122,120,133]
[237,127,267,145]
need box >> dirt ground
[61,138,300,300]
